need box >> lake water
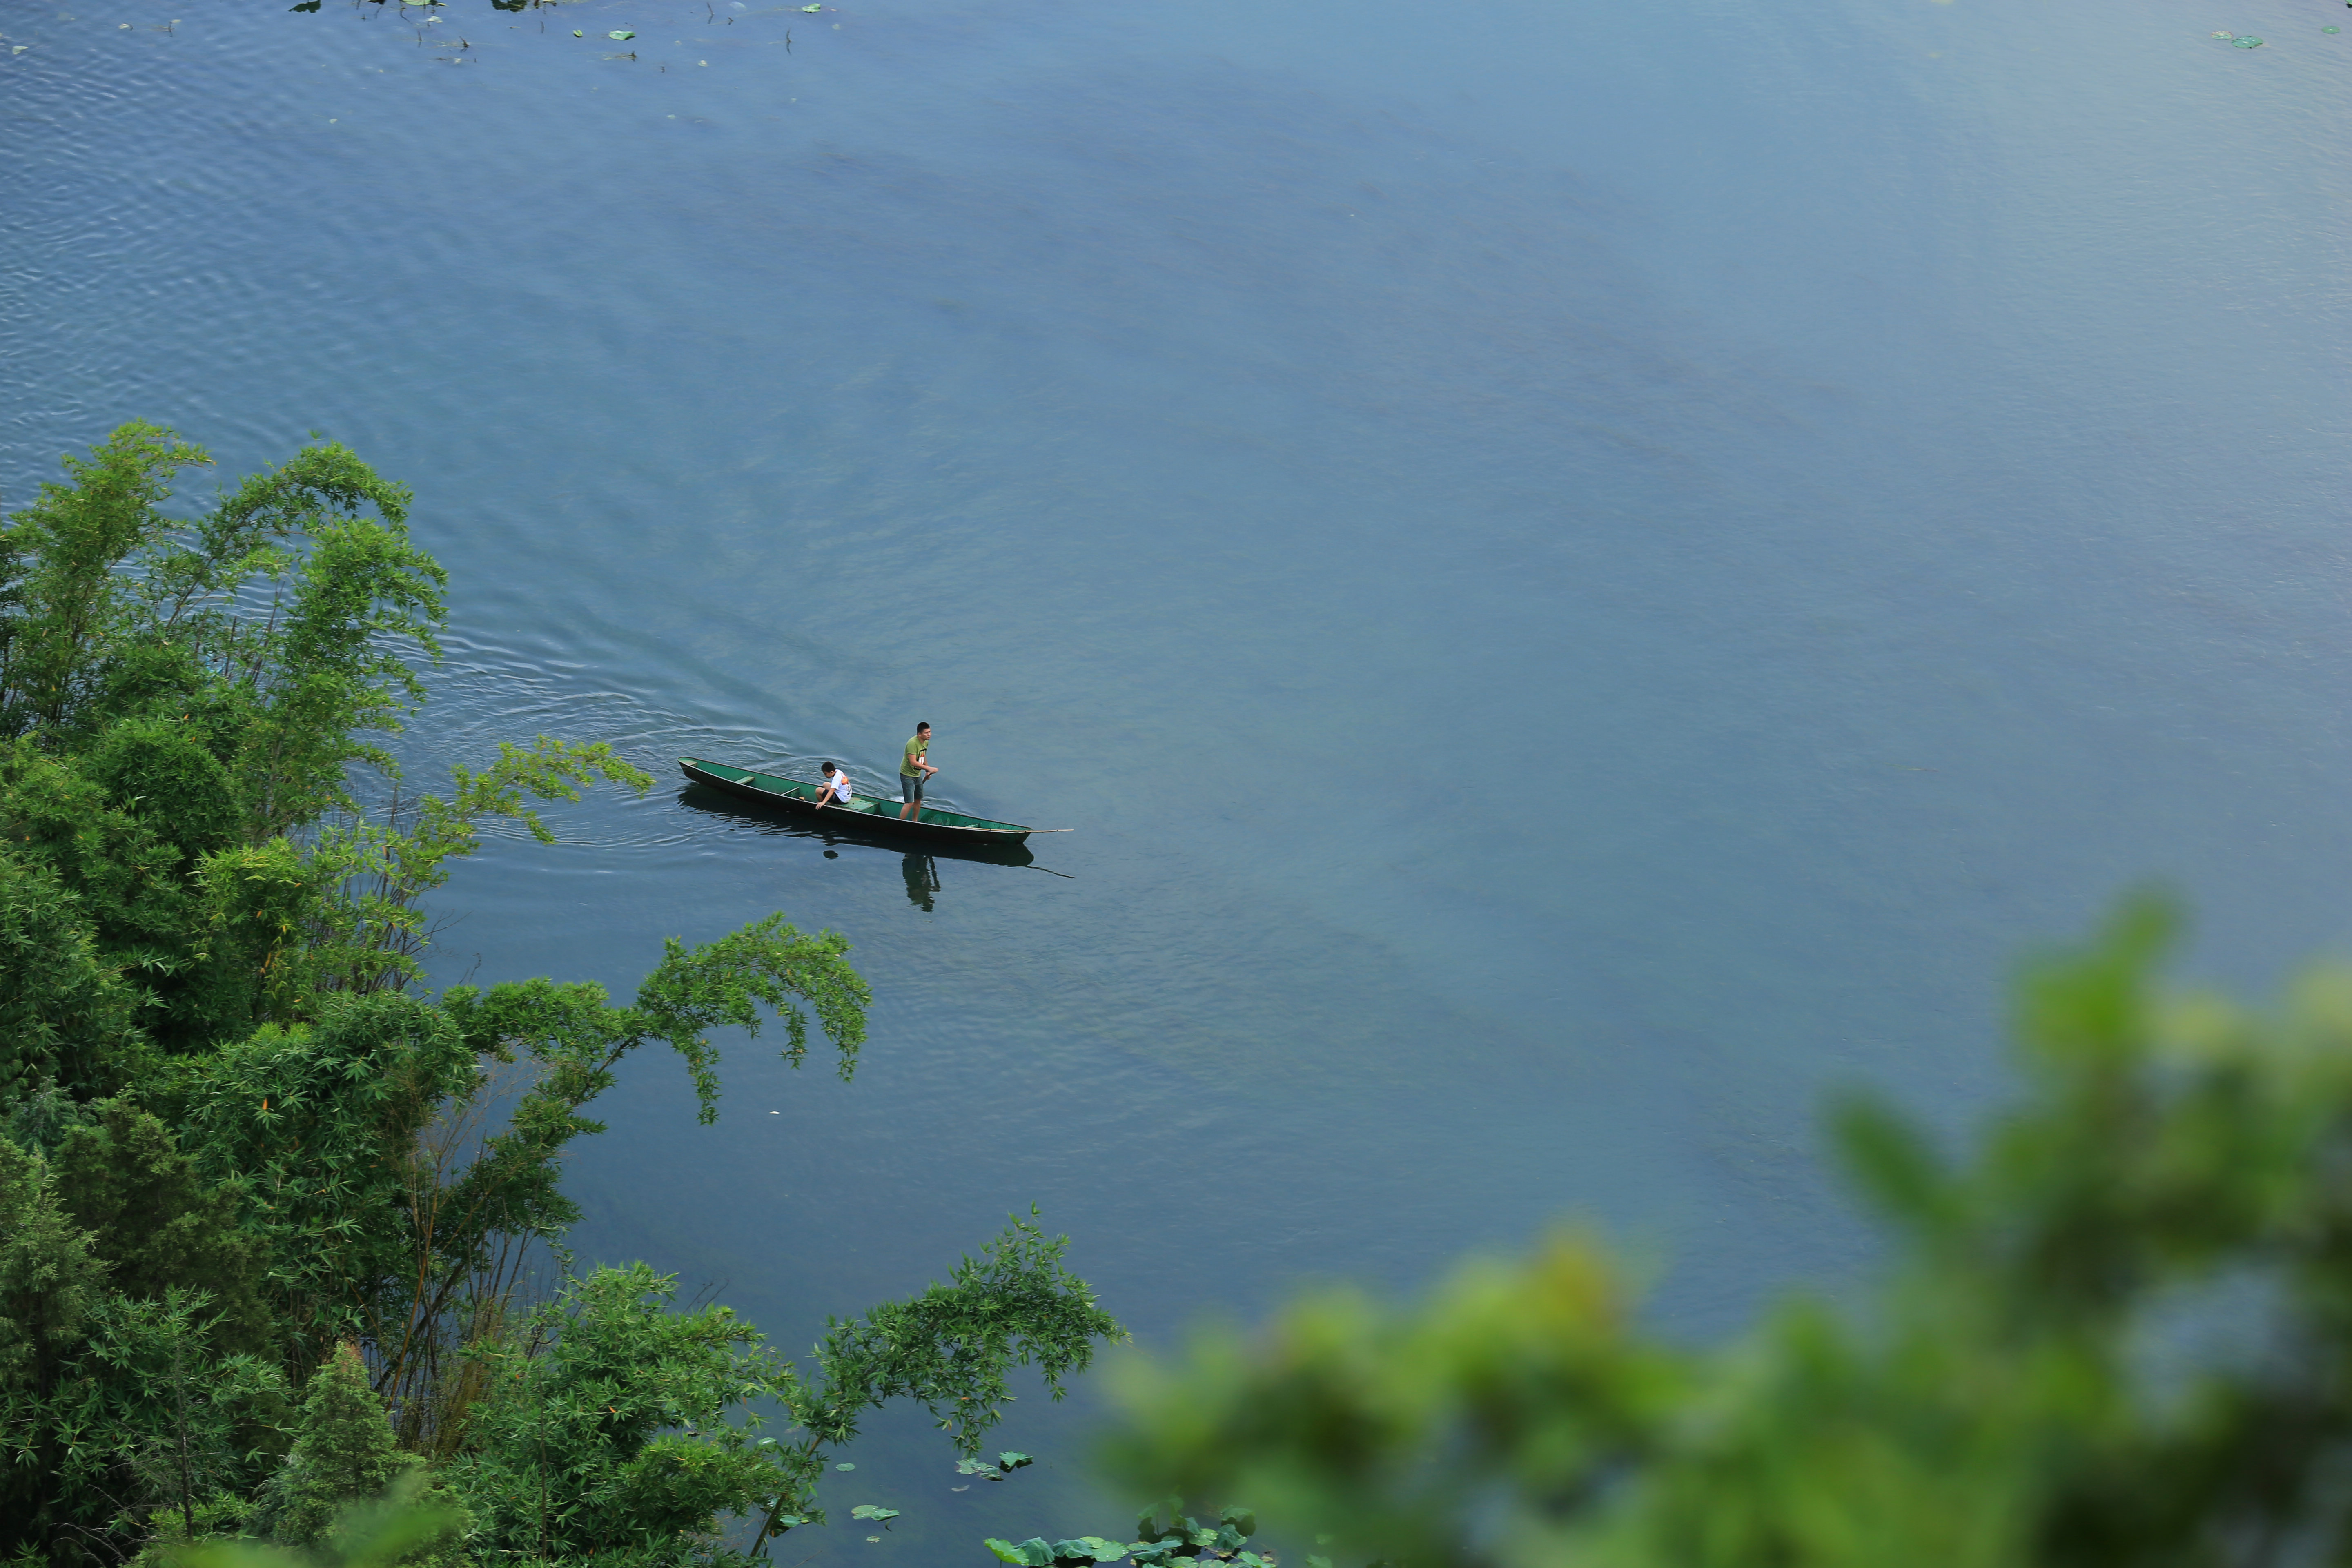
[4,0,2348,1555]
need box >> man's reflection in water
[902,852,940,911]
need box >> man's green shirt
[901,735,928,777]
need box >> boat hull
[679,758,1033,846]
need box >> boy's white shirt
[822,772,851,802]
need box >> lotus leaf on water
[610,29,637,40]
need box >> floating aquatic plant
[987,1503,1267,1568]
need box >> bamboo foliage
[0,425,1125,1568]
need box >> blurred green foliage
[1103,898,2352,1567]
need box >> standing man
[898,722,938,820]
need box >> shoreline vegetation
[15,425,2352,1568]
[0,423,1122,1568]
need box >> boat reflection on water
[675,783,1038,873]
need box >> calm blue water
[4,0,2349,1555]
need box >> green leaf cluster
[248,1343,464,1561]
[1100,897,2352,1567]
[806,1207,1122,1457]
[448,1261,813,1565]
[0,419,442,1057]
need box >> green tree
[55,1288,290,1550]
[50,1099,272,1354]
[0,849,142,1101]
[168,913,871,1415]
[254,1342,460,1557]
[0,425,1127,1568]
[0,421,214,738]
[1100,899,2352,1568]
[453,1261,808,1568]
[0,1136,112,1538]
[0,1136,98,1320]
[4,1129,287,1554]
[0,737,194,1059]
[804,1209,1125,1460]
[457,1217,1120,1568]
[0,421,446,1053]
[0,422,442,833]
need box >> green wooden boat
[679,757,1045,847]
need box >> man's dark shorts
[900,773,923,803]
